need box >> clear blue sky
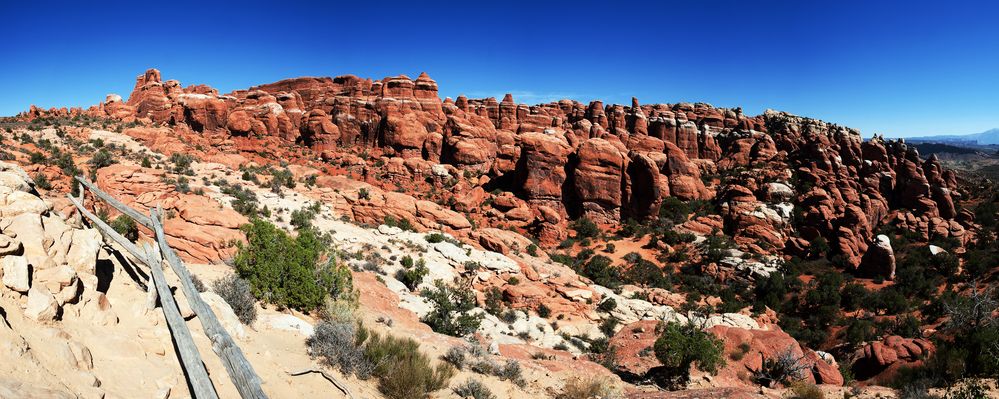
[2,1,997,138]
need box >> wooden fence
[70,176,268,399]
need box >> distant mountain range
[907,128,999,145]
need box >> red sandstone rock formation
[851,335,935,384]
[94,165,247,263]
[21,69,966,264]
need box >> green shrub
[233,219,353,311]
[653,322,725,388]
[364,331,455,399]
[526,243,538,257]
[32,173,52,190]
[661,230,696,245]
[581,255,623,288]
[622,255,671,289]
[659,197,691,224]
[425,233,446,243]
[290,202,321,230]
[571,217,600,239]
[598,298,617,312]
[484,287,504,316]
[169,152,196,175]
[383,215,415,231]
[599,318,619,337]
[497,359,526,387]
[222,183,259,217]
[89,148,115,170]
[190,274,207,292]
[420,280,483,337]
[398,258,429,291]
[110,214,139,241]
[537,303,551,318]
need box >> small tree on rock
[420,279,483,337]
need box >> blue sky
[2,1,997,138]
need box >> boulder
[5,213,47,269]
[0,235,22,256]
[1,255,30,292]
[25,285,59,321]
[852,336,935,383]
[859,234,895,280]
[66,229,102,274]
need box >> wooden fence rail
[72,176,267,399]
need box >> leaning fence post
[145,245,159,310]
[67,192,220,399]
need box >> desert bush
[309,320,453,398]
[484,287,504,316]
[29,151,48,164]
[190,274,207,292]
[383,215,415,231]
[89,148,115,170]
[290,202,321,230]
[222,183,259,217]
[364,331,455,399]
[110,214,139,241]
[234,219,354,311]
[622,255,671,289]
[537,303,551,318]
[653,321,725,388]
[420,280,483,336]
[751,347,809,387]
[426,232,447,243]
[307,320,373,379]
[556,377,619,399]
[212,274,258,325]
[321,297,359,323]
[32,173,52,190]
[398,258,429,291]
[787,381,824,399]
[841,318,878,348]
[169,152,196,175]
[945,380,990,399]
[661,230,696,245]
[571,217,600,238]
[658,197,691,224]
[270,168,296,190]
[497,359,526,387]
[453,379,496,399]
[444,344,525,387]
[443,345,468,369]
[581,255,623,288]
[526,243,538,256]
